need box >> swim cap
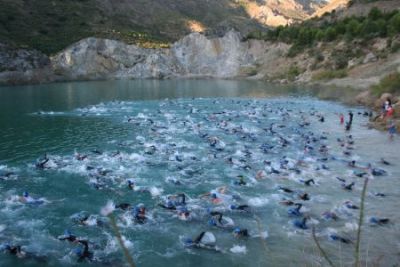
[211,193,217,199]
[184,238,193,245]
[73,247,83,256]
[177,206,188,212]
[369,217,378,224]
[230,205,237,210]
[234,228,241,233]
[23,191,29,197]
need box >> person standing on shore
[388,120,396,140]
[339,113,344,125]
[345,111,353,131]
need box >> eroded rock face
[0,43,52,85]
[171,31,256,78]
[50,30,260,81]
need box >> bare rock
[363,52,377,64]
[380,93,393,101]
[355,90,373,106]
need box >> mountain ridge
[0,0,347,54]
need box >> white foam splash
[230,245,247,254]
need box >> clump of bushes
[371,71,400,95]
[287,65,302,81]
[247,8,400,57]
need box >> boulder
[363,52,377,64]
[355,90,373,106]
[380,93,393,102]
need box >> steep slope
[312,0,350,17]
[0,0,340,54]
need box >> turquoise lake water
[0,80,399,267]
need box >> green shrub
[388,13,400,36]
[312,69,348,80]
[371,72,400,95]
[287,65,301,81]
[368,7,383,21]
[260,8,400,49]
[287,43,304,57]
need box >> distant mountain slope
[0,0,347,54]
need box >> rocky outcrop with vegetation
[0,43,53,85]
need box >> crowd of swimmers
[0,99,396,264]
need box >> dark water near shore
[0,80,399,267]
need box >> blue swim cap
[211,193,217,199]
[230,205,237,210]
[234,228,241,233]
[184,238,193,245]
[369,217,378,224]
[64,229,71,236]
[208,218,216,226]
[177,206,188,212]
[73,247,82,256]
[0,244,10,251]
[23,191,29,197]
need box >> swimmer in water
[279,200,295,206]
[159,193,186,210]
[35,154,50,169]
[233,228,249,238]
[293,217,308,230]
[303,179,315,186]
[74,240,93,262]
[133,204,146,224]
[229,204,250,212]
[342,182,355,191]
[183,232,220,251]
[329,234,352,244]
[278,186,294,193]
[208,211,223,226]
[71,211,104,227]
[299,193,310,201]
[0,244,26,258]
[344,201,359,210]
[115,203,131,210]
[322,211,338,221]
[369,217,390,225]
[380,158,390,165]
[177,206,191,221]
[0,243,47,262]
[288,203,303,217]
[74,152,88,161]
[58,230,78,242]
[19,192,45,205]
[127,180,135,190]
[234,175,246,186]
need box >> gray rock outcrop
[0,43,52,85]
[50,30,261,81]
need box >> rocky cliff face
[0,43,53,85]
[1,28,399,89]
[50,30,265,81]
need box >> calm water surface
[0,80,399,267]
